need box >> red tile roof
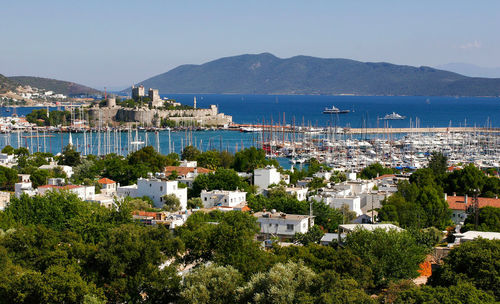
[38,185,82,190]
[98,178,116,184]
[164,166,212,177]
[447,195,500,210]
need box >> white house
[39,163,74,178]
[14,182,37,198]
[0,191,10,210]
[37,184,95,201]
[309,194,363,216]
[0,153,15,165]
[254,211,314,240]
[117,178,188,210]
[285,187,308,201]
[254,166,288,190]
[98,178,117,195]
[200,189,247,208]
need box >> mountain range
[8,76,101,96]
[126,53,500,96]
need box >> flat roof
[455,230,500,241]
[254,211,313,220]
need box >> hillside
[128,53,500,96]
[9,76,101,96]
[0,73,19,93]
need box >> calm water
[1,95,499,168]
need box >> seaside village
[1,143,499,248]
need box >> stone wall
[88,104,231,127]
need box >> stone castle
[89,86,232,127]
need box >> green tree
[293,225,324,245]
[344,228,428,287]
[428,151,448,176]
[180,265,244,304]
[196,150,221,170]
[0,166,18,191]
[232,147,275,173]
[359,163,395,180]
[187,197,203,209]
[462,206,500,232]
[181,145,200,161]
[307,176,326,190]
[191,168,247,197]
[237,261,316,304]
[162,194,181,212]
[58,144,81,167]
[30,169,50,188]
[1,145,14,155]
[429,238,500,299]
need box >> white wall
[254,167,281,190]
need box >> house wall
[257,217,312,237]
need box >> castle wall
[89,105,231,127]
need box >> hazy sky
[1,0,499,89]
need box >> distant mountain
[436,63,500,79]
[126,53,500,96]
[9,76,101,96]
[0,73,19,93]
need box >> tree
[1,145,14,155]
[92,224,183,303]
[180,265,244,304]
[196,150,221,170]
[237,261,317,304]
[0,166,18,191]
[14,147,29,157]
[162,194,181,211]
[307,177,326,190]
[232,147,275,173]
[293,225,324,245]
[181,145,200,161]
[359,163,395,180]
[30,169,50,188]
[126,197,153,211]
[428,151,448,176]
[187,197,203,209]
[191,168,247,197]
[58,145,81,167]
[382,281,496,304]
[444,164,486,196]
[344,228,428,287]
[428,239,500,299]
[462,206,500,232]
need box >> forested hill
[0,74,19,93]
[128,53,500,96]
[8,76,101,96]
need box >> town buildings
[117,177,188,210]
[200,189,247,208]
[254,210,314,240]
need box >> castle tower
[193,96,197,109]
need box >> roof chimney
[465,194,468,204]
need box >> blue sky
[1,0,499,89]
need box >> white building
[200,189,247,208]
[309,194,363,216]
[454,231,500,243]
[14,182,37,198]
[0,153,15,165]
[37,184,95,201]
[285,187,308,201]
[98,178,117,195]
[0,191,10,210]
[254,211,314,240]
[39,163,74,178]
[254,166,288,190]
[117,178,187,210]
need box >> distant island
[125,53,500,96]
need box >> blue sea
[1,95,499,167]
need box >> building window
[150,184,152,187]
[269,223,272,227]
[287,224,294,231]
[160,186,163,191]
[204,197,207,201]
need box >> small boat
[381,112,406,120]
[240,127,263,133]
[323,106,350,114]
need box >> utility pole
[473,189,480,230]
